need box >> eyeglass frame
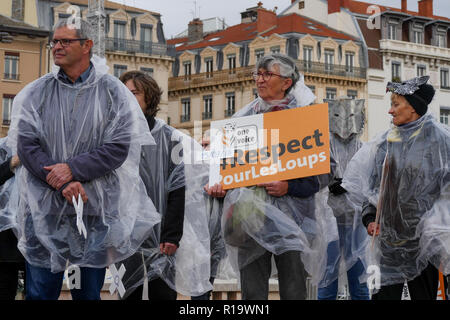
[252,71,286,81]
[49,38,88,48]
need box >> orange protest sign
[209,103,331,189]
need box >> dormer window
[412,23,424,44]
[324,49,334,72]
[114,21,126,50]
[227,54,236,74]
[205,57,213,78]
[436,27,447,48]
[388,24,397,40]
[183,61,192,80]
[255,49,265,62]
[387,18,399,40]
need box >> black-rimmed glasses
[49,38,87,48]
[252,71,285,81]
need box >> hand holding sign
[257,181,288,197]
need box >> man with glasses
[6,18,160,300]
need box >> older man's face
[255,65,292,102]
[52,26,88,69]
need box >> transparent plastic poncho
[221,86,338,285]
[0,137,18,234]
[120,119,212,298]
[342,113,450,287]
[317,135,370,288]
[4,56,161,273]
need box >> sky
[109,0,450,39]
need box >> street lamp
[0,31,13,43]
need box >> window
[203,95,212,120]
[183,61,192,80]
[345,52,354,73]
[326,88,337,100]
[255,49,265,62]
[181,98,190,122]
[417,65,426,77]
[140,24,152,53]
[140,67,154,77]
[412,26,423,44]
[227,54,236,74]
[392,62,401,82]
[205,57,213,78]
[388,24,397,40]
[113,64,127,78]
[303,46,313,70]
[4,53,19,80]
[270,46,280,54]
[440,108,449,125]
[441,69,449,89]
[114,21,126,50]
[2,95,14,125]
[347,90,357,99]
[225,92,235,117]
[436,33,446,48]
[324,49,334,72]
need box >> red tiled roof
[51,0,160,15]
[346,0,449,22]
[167,13,356,51]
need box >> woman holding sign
[343,76,450,300]
[206,53,337,300]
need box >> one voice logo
[221,122,258,149]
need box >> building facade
[167,3,367,137]
[0,11,50,137]
[283,0,450,139]
[1,0,174,123]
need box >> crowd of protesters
[0,19,448,301]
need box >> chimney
[11,0,25,21]
[188,18,203,43]
[401,0,407,13]
[418,0,433,18]
[328,0,352,14]
[256,6,277,33]
[341,0,351,9]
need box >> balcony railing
[224,109,234,117]
[180,114,190,123]
[296,60,366,79]
[3,73,19,80]
[170,66,254,91]
[105,38,170,56]
[2,119,10,126]
[169,60,366,92]
[202,112,212,120]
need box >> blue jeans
[25,262,106,300]
[318,224,369,300]
[318,258,369,300]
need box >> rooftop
[167,12,356,52]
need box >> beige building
[0,13,50,137]
[282,0,450,139]
[167,3,367,137]
[1,0,174,122]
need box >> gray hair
[53,18,93,58]
[255,53,300,93]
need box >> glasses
[49,38,87,48]
[252,71,285,81]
